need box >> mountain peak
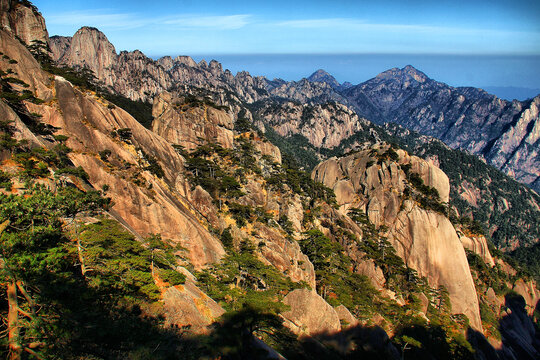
[376,65,429,83]
[307,69,340,88]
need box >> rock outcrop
[163,280,225,333]
[459,233,496,267]
[256,101,370,149]
[0,0,48,46]
[343,66,540,192]
[312,145,483,330]
[152,92,234,150]
[281,289,341,336]
[2,27,225,268]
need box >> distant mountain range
[49,29,540,196]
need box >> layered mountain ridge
[0,1,539,358]
[49,27,539,195]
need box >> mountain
[1,2,539,358]
[341,66,540,193]
[47,22,540,258]
[50,28,540,195]
[307,69,341,89]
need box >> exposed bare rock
[256,223,316,288]
[281,289,341,336]
[256,101,369,149]
[26,74,225,268]
[57,27,117,85]
[49,35,71,62]
[512,279,540,316]
[49,27,269,103]
[0,29,52,101]
[190,185,221,228]
[353,259,386,289]
[391,201,482,330]
[0,100,43,147]
[343,65,540,192]
[152,92,234,150]
[0,0,48,46]
[312,145,483,330]
[253,137,282,164]
[334,305,359,328]
[459,233,496,267]
[163,281,225,334]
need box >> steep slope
[1,26,225,268]
[0,0,48,46]
[313,144,482,330]
[49,27,269,103]
[342,66,540,192]
[254,100,369,148]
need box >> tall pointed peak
[307,69,340,88]
[375,65,429,83]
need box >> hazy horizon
[33,0,540,99]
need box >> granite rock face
[0,0,48,46]
[282,289,341,336]
[3,29,226,268]
[342,66,540,192]
[151,92,234,151]
[49,27,269,104]
[163,280,225,333]
[256,101,371,149]
[312,145,483,330]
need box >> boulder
[163,281,225,334]
[281,289,341,336]
[335,305,359,328]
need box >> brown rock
[313,146,483,331]
[334,305,359,328]
[354,259,386,289]
[152,92,234,150]
[0,0,49,46]
[391,201,482,330]
[163,281,225,333]
[27,75,226,268]
[256,223,315,288]
[513,279,540,316]
[458,233,496,267]
[0,29,53,101]
[282,289,341,336]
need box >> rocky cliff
[0,0,48,46]
[342,66,540,193]
[312,144,482,330]
[2,3,539,358]
[49,27,269,104]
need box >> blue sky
[33,0,540,56]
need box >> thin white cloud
[276,18,540,38]
[163,15,251,30]
[47,11,149,30]
[47,10,251,31]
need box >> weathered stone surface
[312,146,483,330]
[343,65,540,192]
[163,281,225,333]
[391,201,482,330]
[256,224,316,288]
[458,233,496,267]
[512,279,540,316]
[0,0,48,46]
[27,76,225,268]
[334,305,359,328]
[353,259,386,289]
[0,29,53,101]
[152,92,234,150]
[257,101,368,149]
[282,289,341,336]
